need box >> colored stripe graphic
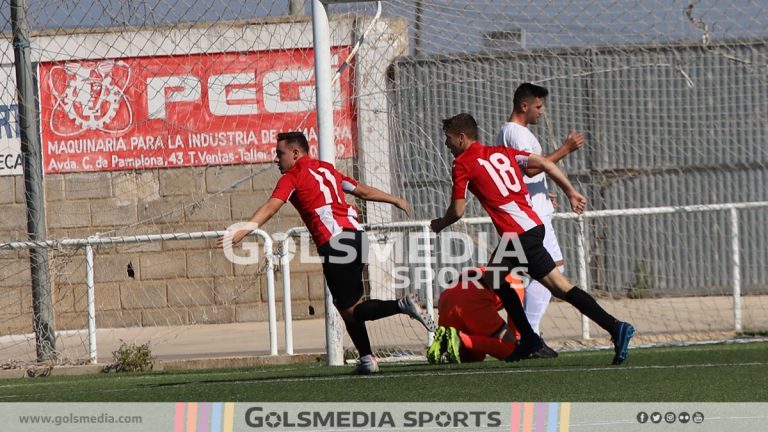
[511,402,568,431]
[186,403,198,432]
[174,403,185,432]
[559,403,571,432]
[547,403,560,432]
[174,402,234,432]
[210,403,223,432]
[535,403,547,431]
[522,403,534,432]
[223,402,235,432]
[510,402,522,432]
[198,403,211,432]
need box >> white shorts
[540,213,563,263]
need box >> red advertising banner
[39,47,355,173]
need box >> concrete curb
[156,353,326,371]
[0,353,326,380]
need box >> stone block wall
[0,160,358,334]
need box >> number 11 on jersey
[309,167,342,204]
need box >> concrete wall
[0,14,408,334]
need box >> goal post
[311,0,344,367]
[311,0,390,366]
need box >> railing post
[576,216,590,339]
[730,207,742,332]
[85,238,97,364]
[421,225,435,344]
[256,230,278,356]
[279,231,296,355]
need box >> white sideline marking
[214,361,768,385]
[2,361,766,401]
[2,350,766,399]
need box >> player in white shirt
[495,83,584,335]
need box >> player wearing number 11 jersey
[217,131,435,374]
[430,113,634,365]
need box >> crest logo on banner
[48,60,133,136]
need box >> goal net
[1,0,767,369]
[365,0,768,351]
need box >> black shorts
[486,225,556,282]
[317,229,368,311]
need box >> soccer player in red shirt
[431,114,634,365]
[218,131,435,374]
[429,268,523,364]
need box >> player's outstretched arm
[524,131,585,177]
[430,199,466,233]
[525,155,586,214]
[216,197,285,248]
[347,183,411,216]
[546,130,584,163]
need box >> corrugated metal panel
[389,42,768,296]
[590,48,768,170]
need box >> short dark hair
[513,83,548,111]
[442,113,478,140]
[277,131,309,153]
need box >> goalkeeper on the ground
[428,268,530,363]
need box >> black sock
[352,299,400,322]
[494,287,537,344]
[345,321,373,357]
[564,287,620,336]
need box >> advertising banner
[38,47,355,174]
[0,66,22,176]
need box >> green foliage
[102,341,154,373]
[739,330,768,337]
[628,257,654,299]
[343,348,357,361]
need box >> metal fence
[389,40,768,294]
[3,201,765,364]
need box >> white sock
[525,265,564,334]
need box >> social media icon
[665,412,676,423]
[692,412,704,424]
[651,412,662,423]
[678,412,690,424]
[637,412,649,424]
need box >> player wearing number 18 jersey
[217,132,435,374]
[452,137,541,236]
[431,113,634,365]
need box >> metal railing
[2,201,766,364]
[277,201,767,360]
[1,230,277,364]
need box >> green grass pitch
[2,342,767,402]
